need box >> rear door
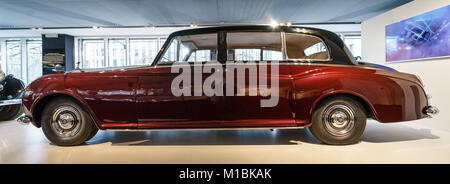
[284,33,333,125]
[222,31,295,127]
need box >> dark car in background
[0,67,24,120]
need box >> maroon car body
[23,62,429,128]
[20,25,436,145]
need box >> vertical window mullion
[22,39,28,84]
[78,39,84,69]
[176,37,181,62]
[74,38,79,69]
[0,39,5,74]
[125,37,129,66]
[281,32,287,60]
[104,37,108,67]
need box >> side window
[158,33,217,64]
[227,32,282,61]
[285,33,330,61]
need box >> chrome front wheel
[51,105,82,138]
[41,97,98,146]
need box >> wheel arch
[310,91,379,121]
[31,93,100,129]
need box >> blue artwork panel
[386,5,450,62]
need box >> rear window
[285,33,330,60]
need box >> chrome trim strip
[73,61,376,71]
[148,62,376,70]
[106,126,304,131]
[0,99,22,106]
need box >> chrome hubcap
[51,106,81,137]
[322,104,355,136]
[57,113,75,129]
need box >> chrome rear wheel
[308,96,367,145]
[322,104,355,137]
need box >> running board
[106,126,304,132]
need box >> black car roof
[156,25,357,66]
[170,25,338,40]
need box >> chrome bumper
[424,106,439,116]
[17,115,31,125]
[0,99,21,107]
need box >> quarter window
[285,33,329,60]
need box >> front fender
[22,74,101,128]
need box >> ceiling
[0,0,413,28]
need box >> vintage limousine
[19,25,438,146]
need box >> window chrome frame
[155,33,220,66]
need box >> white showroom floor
[0,118,449,164]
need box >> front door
[138,33,223,128]
[137,66,190,128]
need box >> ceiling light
[270,20,278,28]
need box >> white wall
[362,0,450,131]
